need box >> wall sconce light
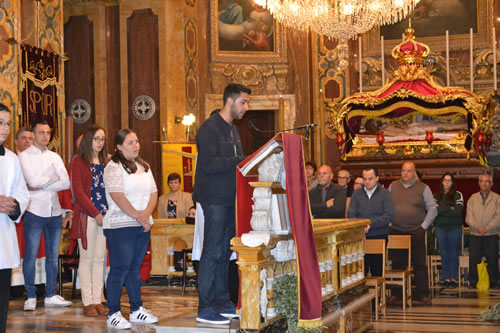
[179,113,196,142]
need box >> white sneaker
[129,306,158,324]
[107,311,132,329]
[24,298,37,311]
[44,295,72,307]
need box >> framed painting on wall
[210,0,287,63]
[363,0,493,56]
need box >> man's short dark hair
[223,83,251,105]
[0,103,10,113]
[31,119,49,131]
[363,167,379,177]
[15,127,32,140]
[168,172,181,183]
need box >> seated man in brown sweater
[309,165,347,218]
[388,162,437,305]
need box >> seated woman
[305,161,318,191]
[158,173,193,219]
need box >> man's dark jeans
[23,211,62,299]
[197,203,235,313]
[469,234,499,287]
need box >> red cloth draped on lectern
[236,133,322,328]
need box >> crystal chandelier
[253,0,421,41]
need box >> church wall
[201,1,312,158]
[0,0,65,155]
[63,0,188,191]
[104,4,121,152]
[0,0,20,149]
[125,7,161,187]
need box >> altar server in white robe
[0,103,30,333]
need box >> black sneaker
[449,281,458,289]
[444,281,451,288]
[196,309,230,325]
[468,283,476,289]
[219,304,239,319]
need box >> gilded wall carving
[209,63,288,95]
[317,36,346,140]
[184,17,198,113]
[359,49,500,93]
[0,0,18,125]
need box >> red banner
[20,44,60,139]
[236,133,322,328]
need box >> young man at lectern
[193,83,250,325]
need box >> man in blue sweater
[348,167,394,276]
[193,83,250,325]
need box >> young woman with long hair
[70,125,109,317]
[433,172,464,289]
[102,128,158,329]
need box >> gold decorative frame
[210,0,287,63]
[363,0,493,56]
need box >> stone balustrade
[231,218,372,331]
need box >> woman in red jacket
[70,125,108,317]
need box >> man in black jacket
[309,165,346,218]
[193,83,250,325]
[348,167,394,276]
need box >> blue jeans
[23,211,62,299]
[435,227,462,281]
[197,203,235,313]
[104,227,150,315]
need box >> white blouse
[103,160,157,229]
[0,148,30,269]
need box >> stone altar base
[155,292,373,333]
[155,313,240,333]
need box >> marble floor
[5,283,500,332]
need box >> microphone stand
[248,121,317,140]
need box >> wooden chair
[181,248,196,295]
[458,255,469,288]
[364,239,386,320]
[428,255,441,287]
[58,246,79,299]
[386,235,412,310]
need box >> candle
[470,28,474,92]
[381,36,385,85]
[446,30,449,87]
[493,26,497,91]
[359,36,363,93]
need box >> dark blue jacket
[348,185,394,237]
[193,112,246,205]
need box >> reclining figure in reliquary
[329,25,494,164]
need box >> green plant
[272,274,325,333]
[478,301,500,321]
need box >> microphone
[248,120,259,131]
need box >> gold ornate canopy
[329,26,493,162]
